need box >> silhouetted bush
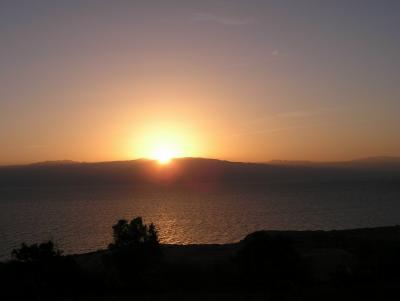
[2,241,86,299]
[107,217,161,290]
[109,217,159,250]
[236,232,304,291]
[11,240,62,263]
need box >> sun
[152,146,177,164]
[148,138,182,164]
[131,123,199,164]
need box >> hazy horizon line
[2,155,400,168]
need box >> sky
[1,0,399,165]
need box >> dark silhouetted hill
[269,156,400,167]
[0,157,399,187]
[28,160,79,166]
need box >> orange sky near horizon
[1,1,400,165]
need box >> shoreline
[3,225,400,262]
[3,225,400,300]
[72,224,400,277]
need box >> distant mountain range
[0,157,399,187]
[268,156,400,167]
[19,156,400,167]
[28,160,79,166]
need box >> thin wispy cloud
[251,125,310,135]
[192,13,255,26]
[271,50,288,57]
[231,106,345,138]
[230,124,311,138]
[275,106,344,119]
[275,110,321,119]
[245,106,344,126]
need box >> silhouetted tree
[109,217,159,249]
[11,240,62,263]
[107,217,161,289]
[147,223,159,247]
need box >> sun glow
[151,145,178,164]
[131,123,199,164]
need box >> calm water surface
[1,183,399,259]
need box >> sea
[1,182,399,260]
